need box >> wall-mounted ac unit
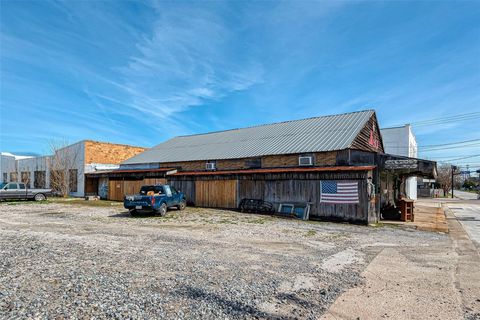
[206,162,216,170]
[298,156,313,166]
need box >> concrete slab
[382,201,449,233]
[321,201,480,320]
[320,247,463,320]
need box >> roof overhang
[85,168,177,178]
[378,154,437,179]
[171,166,376,176]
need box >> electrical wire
[387,112,480,128]
[436,155,480,163]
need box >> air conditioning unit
[298,156,313,166]
[206,162,216,170]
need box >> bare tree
[48,139,80,197]
[436,164,461,196]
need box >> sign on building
[384,159,418,169]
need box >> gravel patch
[0,201,448,319]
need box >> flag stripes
[320,181,359,204]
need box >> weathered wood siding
[237,179,368,223]
[169,180,195,205]
[195,180,238,208]
[85,177,98,195]
[108,179,124,201]
[161,152,338,172]
[169,170,371,223]
[350,114,384,153]
[108,178,167,201]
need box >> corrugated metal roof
[123,110,375,164]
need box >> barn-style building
[87,110,436,224]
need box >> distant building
[1,141,146,197]
[0,153,16,183]
[380,125,418,199]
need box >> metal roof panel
[123,110,374,164]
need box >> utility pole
[451,165,457,199]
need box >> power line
[387,112,480,128]
[420,139,480,148]
[421,143,480,152]
[384,138,480,150]
[436,154,480,162]
[427,154,480,159]
[411,112,480,127]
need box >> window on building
[2,173,7,183]
[50,170,65,193]
[21,171,31,187]
[10,172,18,182]
[34,171,46,188]
[206,161,216,170]
[245,158,262,169]
[298,155,314,166]
[69,169,78,193]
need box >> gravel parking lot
[0,200,448,319]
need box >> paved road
[448,201,480,249]
[453,189,479,200]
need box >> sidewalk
[321,200,480,320]
[320,247,464,320]
[382,200,448,233]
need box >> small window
[21,172,30,186]
[298,156,313,166]
[7,183,18,190]
[69,169,78,192]
[34,171,46,188]
[206,162,216,170]
[2,173,7,183]
[246,158,262,169]
[18,183,26,190]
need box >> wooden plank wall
[108,178,167,201]
[85,178,98,195]
[169,180,195,205]
[109,180,124,201]
[237,179,368,223]
[169,171,370,223]
[195,180,237,208]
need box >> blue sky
[1,1,479,169]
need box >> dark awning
[378,154,437,179]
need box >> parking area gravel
[0,200,449,319]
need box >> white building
[0,153,17,183]
[1,140,145,197]
[380,125,418,200]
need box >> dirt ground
[0,200,465,319]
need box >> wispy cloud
[119,4,264,122]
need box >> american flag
[320,181,359,204]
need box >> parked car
[124,184,186,216]
[0,182,52,201]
